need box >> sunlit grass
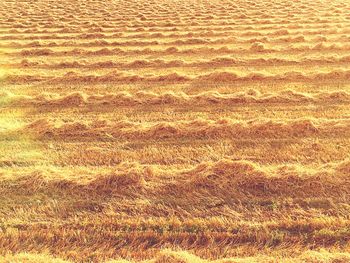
[0,68,6,80]
[0,0,350,262]
[0,48,8,80]
[0,56,43,164]
[0,110,44,165]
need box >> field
[1,0,350,262]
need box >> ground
[0,0,350,262]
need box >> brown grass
[1,0,350,261]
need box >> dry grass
[1,0,350,262]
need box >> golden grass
[1,0,350,262]
[3,249,350,263]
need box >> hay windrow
[1,0,350,261]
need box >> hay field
[1,0,350,262]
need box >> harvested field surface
[1,0,350,262]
